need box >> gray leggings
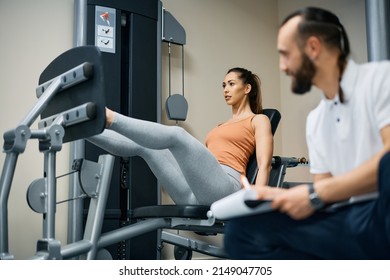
[87,113,242,205]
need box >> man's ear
[305,36,321,60]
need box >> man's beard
[291,53,316,94]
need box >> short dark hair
[282,7,349,58]
[281,7,350,102]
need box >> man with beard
[223,7,390,259]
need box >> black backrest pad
[246,108,281,184]
[262,108,281,135]
[39,46,106,143]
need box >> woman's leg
[88,130,198,204]
[106,112,241,204]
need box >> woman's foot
[105,107,115,128]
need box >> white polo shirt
[306,60,390,176]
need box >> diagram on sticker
[100,12,110,26]
[95,6,116,53]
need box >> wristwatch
[307,183,325,210]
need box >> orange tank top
[205,115,256,175]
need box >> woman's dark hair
[227,67,263,114]
[281,7,350,102]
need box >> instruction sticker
[95,6,116,53]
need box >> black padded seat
[132,205,210,219]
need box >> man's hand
[253,184,315,220]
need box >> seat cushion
[132,205,210,219]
